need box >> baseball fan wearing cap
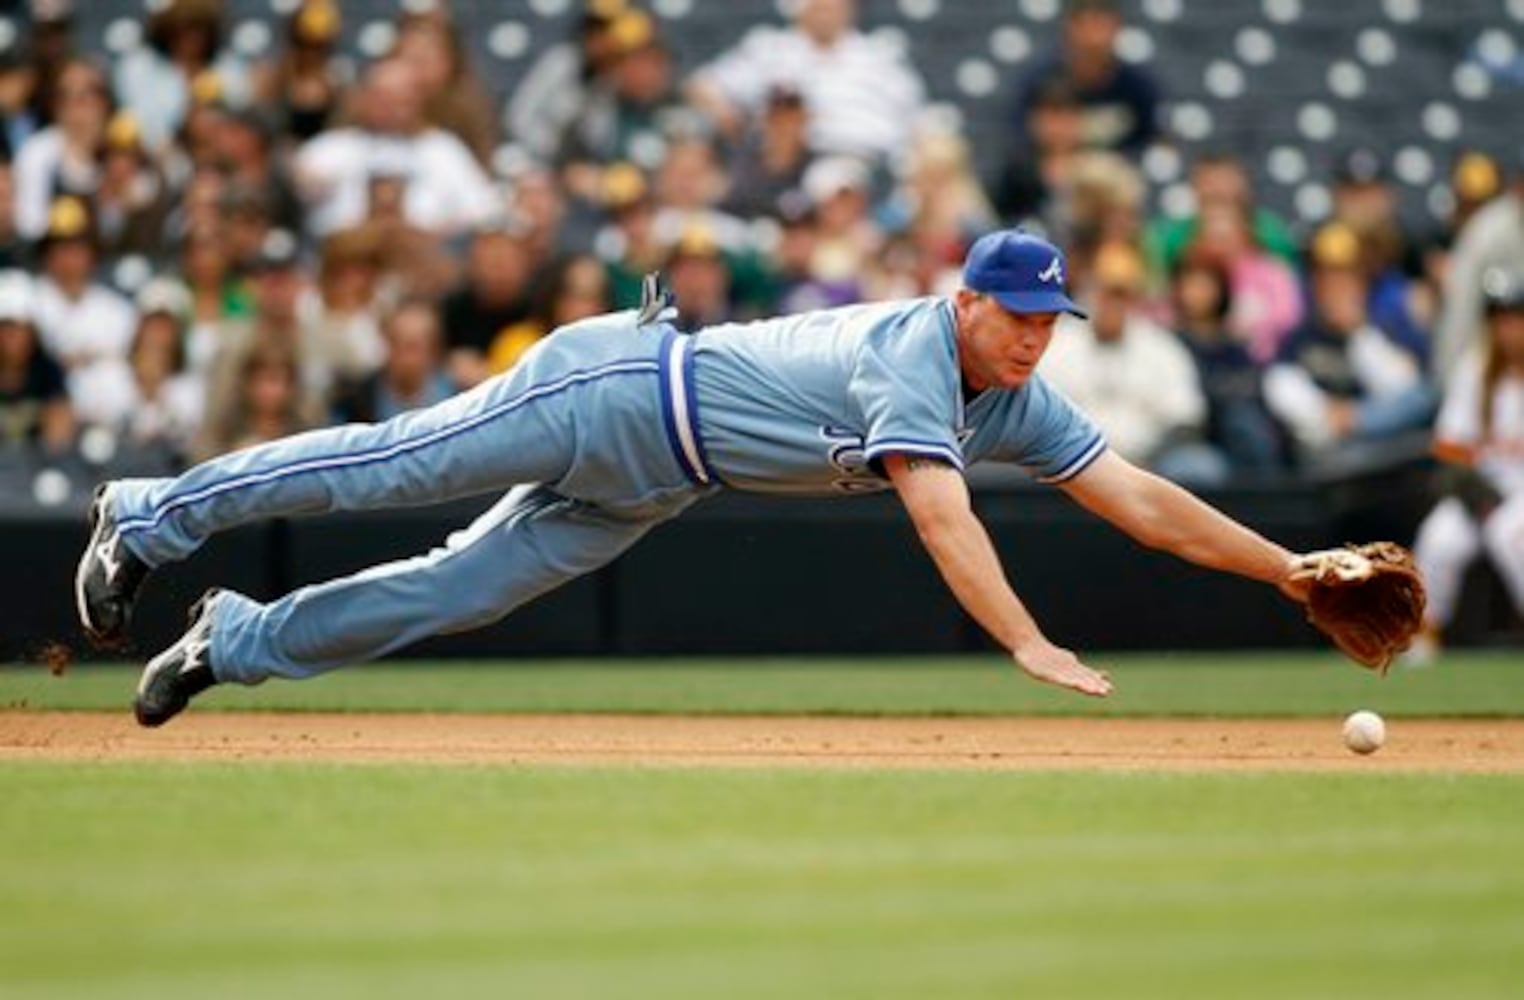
[84,229,1348,728]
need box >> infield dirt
[3,712,1522,772]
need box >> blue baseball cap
[962,230,1087,319]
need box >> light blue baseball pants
[111,314,716,684]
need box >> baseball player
[76,230,1312,727]
[1411,270,1524,657]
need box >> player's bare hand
[1011,641,1113,697]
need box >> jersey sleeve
[848,301,965,471]
[993,373,1108,483]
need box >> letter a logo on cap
[1037,256,1063,285]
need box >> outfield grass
[2,651,1520,717]
[1,763,1521,1000]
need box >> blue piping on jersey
[864,438,966,470]
[656,329,717,487]
[116,358,661,536]
[1038,433,1107,484]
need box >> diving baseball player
[77,230,1311,726]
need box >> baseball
[1342,710,1386,755]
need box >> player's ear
[952,287,981,313]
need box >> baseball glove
[1289,542,1427,674]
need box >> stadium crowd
[0,0,1521,635]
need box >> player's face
[954,290,1059,392]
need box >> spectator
[0,159,22,269]
[1145,152,1298,275]
[506,0,628,162]
[20,0,77,133]
[1411,269,1524,660]
[992,77,1085,229]
[799,154,880,300]
[440,218,537,389]
[593,162,665,309]
[769,190,858,314]
[1011,0,1159,158]
[1324,148,1428,361]
[488,253,609,373]
[74,278,203,469]
[650,129,750,252]
[665,223,735,330]
[1435,153,1524,383]
[895,131,997,277]
[720,83,813,223]
[213,104,302,233]
[311,227,388,376]
[334,298,455,424]
[252,0,350,143]
[203,340,314,458]
[1040,241,1211,481]
[198,229,359,457]
[93,111,175,264]
[391,8,498,167]
[1170,254,1284,477]
[30,196,136,403]
[686,0,925,166]
[180,226,252,374]
[1264,223,1435,466]
[292,57,497,238]
[1186,200,1303,364]
[509,161,578,262]
[112,0,252,152]
[0,269,73,456]
[219,183,277,275]
[560,10,683,203]
[0,42,41,157]
[12,57,109,241]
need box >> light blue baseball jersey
[690,297,1107,495]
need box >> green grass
[1,763,1520,1000]
[5,654,1521,997]
[2,651,1521,717]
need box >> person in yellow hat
[252,0,347,142]
[30,196,138,412]
[94,110,175,262]
[1264,222,1435,468]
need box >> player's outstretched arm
[885,453,1112,697]
[1058,450,1305,599]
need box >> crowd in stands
[0,0,1521,624]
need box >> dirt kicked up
[3,712,1524,772]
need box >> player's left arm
[1059,450,1307,601]
[886,452,1113,697]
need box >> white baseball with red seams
[1343,710,1387,755]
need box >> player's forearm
[1131,474,1294,588]
[913,505,1048,654]
[887,455,1047,653]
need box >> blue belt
[656,329,718,487]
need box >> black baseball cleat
[134,590,221,728]
[74,483,151,648]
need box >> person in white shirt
[1040,241,1211,481]
[74,278,204,467]
[293,58,498,239]
[1411,272,1524,658]
[29,197,137,409]
[685,0,925,166]
[13,58,109,242]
